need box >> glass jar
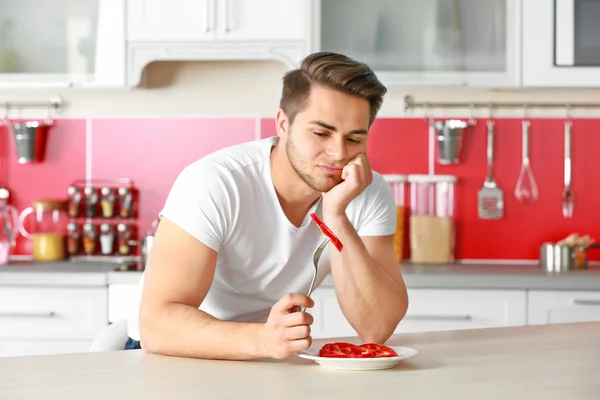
[408,175,457,264]
[18,199,68,262]
[383,174,407,263]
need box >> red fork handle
[310,213,343,252]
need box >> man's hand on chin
[322,153,372,219]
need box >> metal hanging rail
[0,96,63,112]
[403,95,600,112]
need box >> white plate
[296,345,418,371]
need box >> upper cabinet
[126,0,214,42]
[522,0,600,87]
[0,0,126,88]
[125,0,310,86]
[311,0,521,88]
[3,0,600,90]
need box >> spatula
[478,120,504,219]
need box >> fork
[298,236,330,312]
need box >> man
[125,51,409,360]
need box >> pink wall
[3,117,600,262]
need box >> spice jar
[408,175,457,264]
[118,187,133,218]
[67,186,82,218]
[99,223,115,255]
[100,187,116,218]
[117,223,132,255]
[383,174,407,263]
[84,187,99,218]
[66,222,81,255]
[83,223,97,255]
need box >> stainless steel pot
[540,242,600,272]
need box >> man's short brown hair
[279,52,387,127]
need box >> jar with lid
[118,187,133,218]
[66,222,81,255]
[117,223,133,255]
[407,175,457,264]
[18,200,68,262]
[82,223,98,255]
[67,186,82,218]
[84,187,99,218]
[383,174,407,263]
[100,187,116,218]
[99,223,115,255]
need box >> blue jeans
[124,337,142,350]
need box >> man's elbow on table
[360,291,409,344]
[138,301,166,354]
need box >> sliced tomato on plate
[318,342,398,358]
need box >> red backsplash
[4,117,599,261]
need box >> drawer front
[528,290,600,325]
[310,288,527,339]
[0,287,108,340]
[397,289,527,333]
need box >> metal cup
[9,121,51,164]
[434,119,468,164]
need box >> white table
[1,322,599,399]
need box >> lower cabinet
[0,286,108,358]
[4,281,600,357]
[310,287,527,339]
[527,290,600,325]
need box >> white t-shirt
[127,136,396,340]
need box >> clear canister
[383,174,408,262]
[408,174,457,264]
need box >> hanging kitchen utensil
[478,119,504,219]
[515,119,538,203]
[434,119,469,165]
[562,119,574,218]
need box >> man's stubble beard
[285,135,341,193]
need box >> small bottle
[82,223,97,255]
[66,222,81,255]
[67,186,82,218]
[84,187,99,218]
[117,223,132,255]
[100,187,116,218]
[99,223,115,255]
[118,187,133,218]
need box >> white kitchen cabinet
[528,290,600,325]
[310,287,527,339]
[522,0,600,87]
[0,0,126,89]
[215,0,307,42]
[126,0,310,86]
[396,288,527,333]
[312,0,521,88]
[126,0,214,42]
[0,286,108,357]
[128,0,306,42]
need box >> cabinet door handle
[404,314,472,321]
[0,311,57,318]
[224,0,231,32]
[573,299,600,306]
[205,0,212,32]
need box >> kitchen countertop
[2,260,600,290]
[0,322,598,399]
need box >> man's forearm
[140,302,266,360]
[324,213,408,344]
